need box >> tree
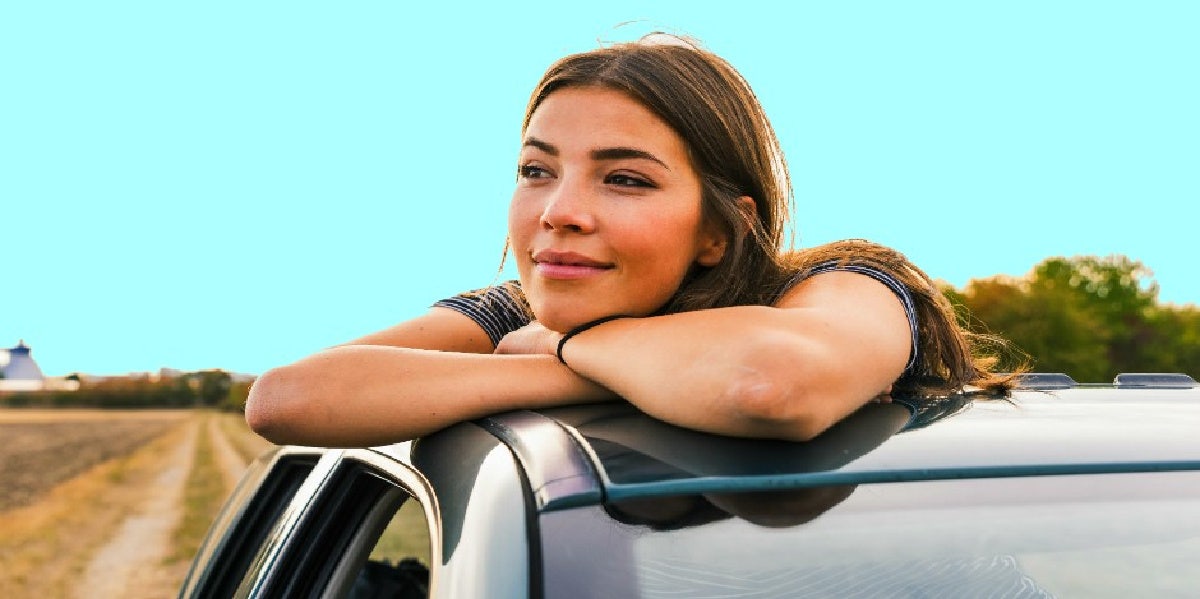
[952,255,1184,381]
[223,379,256,411]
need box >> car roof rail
[1113,373,1198,389]
[1009,372,1077,390]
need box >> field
[0,408,274,598]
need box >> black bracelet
[556,314,628,366]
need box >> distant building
[1,340,46,392]
[1,341,250,393]
[0,340,79,392]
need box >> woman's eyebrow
[523,137,558,155]
[590,147,670,171]
[522,137,670,171]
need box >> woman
[246,35,1005,447]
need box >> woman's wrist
[556,314,628,366]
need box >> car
[180,373,1200,598]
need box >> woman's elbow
[727,377,825,442]
[722,337,832,441]
[245,365,317,444]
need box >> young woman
[246,36,1005,448]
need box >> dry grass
[0,408,190,423]
[0,414,184,511]
[167,412,274,574]
[168,413,227,565]
[0,410,285,598]
[215,411,275,464]
[0,418,191,598]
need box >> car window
[370,495,432,564]
[348,495,432,598]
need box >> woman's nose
[540,177,597,233]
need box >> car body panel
[569,471,1200,598]
[182,382,1200,598]
[411,422,532,599]
[492,389,1200,505]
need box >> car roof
[378,380,1200,513]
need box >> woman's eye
[518,164,551,179]
[606,173,654,188]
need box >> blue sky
[3,2,1197,376]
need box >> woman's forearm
[557,308,816,439]
[558,304,904,441]
[245,345,615,447]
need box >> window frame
[232,447,442,599]
[179,447,325,599]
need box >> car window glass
[370,496,432,570]
[347,493,432,599]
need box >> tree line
[945,255,1199,382]
[0,370,249,410]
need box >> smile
[532,250,614,280]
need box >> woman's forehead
[523,87,689,160]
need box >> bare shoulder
[772,269,911,378]
[345,307,494,354]
[775,269,907,315]
[775,238,925,328]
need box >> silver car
[181,373,1200,598]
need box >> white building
[1,340,46,392]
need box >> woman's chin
[532,296,666,332]
[533,304,618,333]
[536,313,595,334]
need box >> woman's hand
[494,321,563,356]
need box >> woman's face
[509,86,728,332]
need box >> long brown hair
[524,35,788,310]
[522,35,1012,394]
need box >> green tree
[182,370,233,407]
[1033,256,1158,373]
[202,370,232,407]
[1141,305,1200,376]
[953,255,1194,381]
[223,379,256,411]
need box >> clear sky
[3,2,1197,377]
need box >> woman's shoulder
[433,281,532,347]
[781,239,937,381]
[782,239,1011,394]
[440,280,528,303]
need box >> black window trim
[321,448,442,599]
[234,447,442,599]
[180,446,325,599]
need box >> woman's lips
[532,250,614,280]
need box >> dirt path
[74,419,199,599]
[209,415,251,491]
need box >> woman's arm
[552,271,912,441]
[244,308,614,447]
[247,270,909,446]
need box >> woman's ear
[695,196,756,267]
[695,236,726,267]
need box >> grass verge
[167,413,228,567]
[216,411,275,464]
